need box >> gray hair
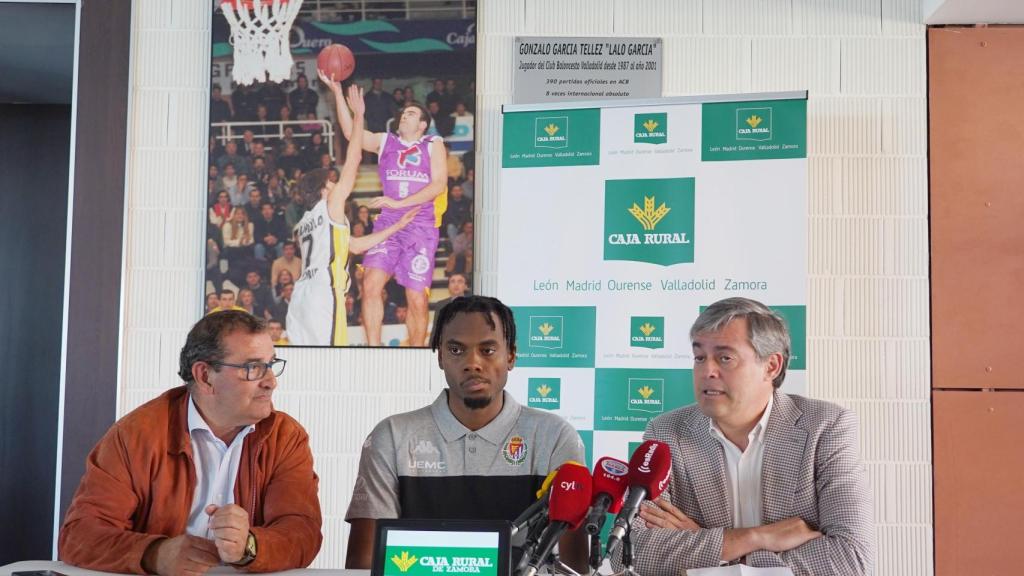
[689,297,790,388]
[179,310,267,387]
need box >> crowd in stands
[206,74,475,342]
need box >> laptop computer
[372,518,512,576]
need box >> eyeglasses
[209,358,286,381]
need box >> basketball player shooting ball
[287,83,419,346]
[322,69,449,347]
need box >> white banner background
[498,93,807,464]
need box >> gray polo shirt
[346,390,584,522]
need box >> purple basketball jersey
[377,132,437,229]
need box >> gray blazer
[621,392,874,576]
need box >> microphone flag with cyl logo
[511,460,583,537]
[520,462,592,576]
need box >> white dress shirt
[186,395,255,537]
[709,394,774,529]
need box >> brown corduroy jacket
[58,386,322,573]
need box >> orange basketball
[317,44,355,81]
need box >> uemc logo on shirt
[407,438,446,470]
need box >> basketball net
[220,0,303,85]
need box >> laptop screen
[372,519,512,576]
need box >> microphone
[603,440,673,561]
[513,462,584,574]
[520,462,592,576]
[512,461,581,537]
[584,457,630,535]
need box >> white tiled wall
[122,1,930,572]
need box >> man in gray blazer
[623,297,873,575]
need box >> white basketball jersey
[286,199,350,346]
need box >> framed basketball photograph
[204,0,477,347]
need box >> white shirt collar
[709,393,774,450]
[187,394,255,446]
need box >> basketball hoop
[220,0,303,85]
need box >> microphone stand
[547,553,582,576]
[607,532,641,576]
[589,534,603,571]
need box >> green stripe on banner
[309,20,400,35]
[701,99,806,161]
[212,43,232,58]
[503,109,601,168]
[361,38,454,53]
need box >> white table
[0,561,369,576]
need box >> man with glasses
[59,311,321,574]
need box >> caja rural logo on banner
[634,112,667,144]
[527,377,561,410]
[628,378,665,414]
[630,316,665,349]
[604,178,696,266]
[528,316,564,349]
[735,107,772,141]
[534,116,569,149]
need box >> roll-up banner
[498,92,808,464]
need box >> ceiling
[2,1,1024,104]
[0,2,75,104]
[925,0,1024,25]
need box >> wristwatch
[232,531,258,567]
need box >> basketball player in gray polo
[344,296,588,572]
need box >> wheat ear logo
[634,112,667,144]
[629,196,671,231]
[735,107,772,142]
[628,377,665,413]
[535,116,569,149]
[631,316,665,349]
[528,315,564,350]
[528,377,561,409]
[391,551,417,572]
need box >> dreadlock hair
[296,167,331,210]
[429,295,516,353]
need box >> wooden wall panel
[59,0,132,522]
[933,390,1024,575]
[930,27,1024,390]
